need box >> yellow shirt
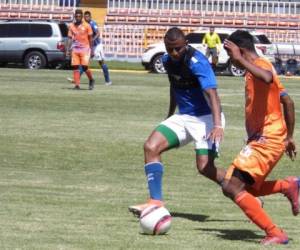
[202,32,221,48]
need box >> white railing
[107,0,300,15]
[101,25,146,59]
[0,0,77,9]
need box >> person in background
[202,27,221,71]
[84,11,112,86]
[66,9,95,90]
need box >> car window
[58,23,68,37]
[7,24,31,37]
[30,24,52,37]
[186,33,204,44]
[254,35,272,44]
[0,24,8,37]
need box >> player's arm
[281,93,296,160]
[167,87,177,118]
[205,88,223,143]
[191,58,223,142]
[66,27,72,56]
[93,25,100,42]
[202,34,207,45]
[224,39,273,83]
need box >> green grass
[89,60,145,71]
[0,68,299,250]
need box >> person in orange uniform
[66,9,95,90]
[222,30,298,245]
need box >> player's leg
[94,43,111,85]
[243,140,300,215]
[71,52,81,89]
[80,51,94,90]
[187,113,226,184]
[221,143,289,245]
[212,48,218,64]
[99,60,111,85]
[129,115,189,216]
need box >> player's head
[209,27,215,33]
[164,27,187,61]
[227,30,256,52]
[225,30,256,69]
[84,11,91,23]
[74,9,83,24]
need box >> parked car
[0,20,69,69]
[141,28,276,76]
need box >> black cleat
[89,79,95,90]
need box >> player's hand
[284,137,297,161]
[207,127,224,144]
[90,50,95,58]
[224,39,242,62]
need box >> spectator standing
[202,27,221,71]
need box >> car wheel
[151,54,166,74]
[24,51,47,69]
[228,62,246,77]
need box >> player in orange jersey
[222,30,298,245]
[66,9,95,90]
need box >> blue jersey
[88,20,101,47]
[162,46,217,116]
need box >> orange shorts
[71,51,90,66]
[225,138,285,190]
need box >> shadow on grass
[61,87,90,91]
[171,212,209,222]
[196,227,262,243]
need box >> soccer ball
[139,205,172,235]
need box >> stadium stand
[0,0,76,21]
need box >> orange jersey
[68,22,92,52]
[244,57,286,141]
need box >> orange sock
[85,69,93,80]
[73,70,80,85]
[235,191,282,236]
[246,180,290,197]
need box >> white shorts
[92,43,105,61]
[159,113,225,151]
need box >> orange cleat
[128,199,163,217]
[260,231,289,245]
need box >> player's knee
[197,161,209,175]
[144,140,160,155]
[221,182,234,199]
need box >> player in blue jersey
[129,27,226,216]
[84,11,112,87]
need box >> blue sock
[101,64,110,83]
[145,162,164,201]
[79,65,84,76]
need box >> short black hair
[164,27,185,41]
[227,30,256,52]
[75,9,83,15]
[84,11,91,16]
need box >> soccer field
[0,68,299,250]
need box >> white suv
[141,28,276,76]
